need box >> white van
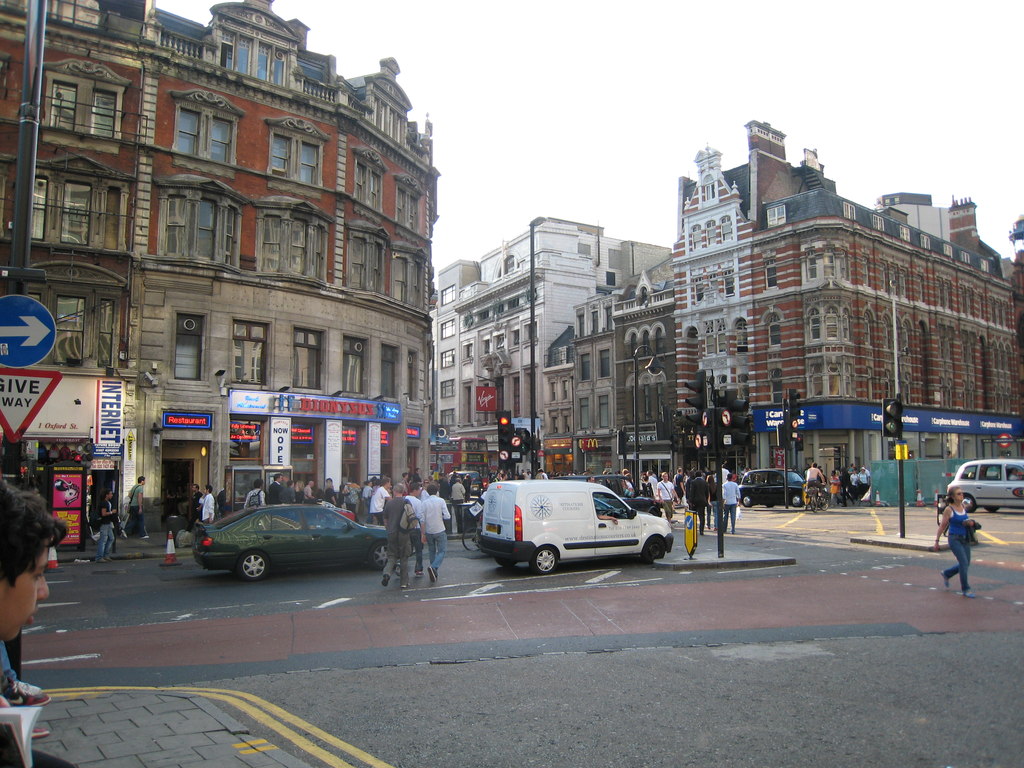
[477,480,674,574]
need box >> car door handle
[598,522,607,528]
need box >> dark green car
[193,504,388,581]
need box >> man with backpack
[124,476,148,539]
[244,479,265,509]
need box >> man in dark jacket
[839,465,852,507]
[267,474,284,505]
[687,471,710,535]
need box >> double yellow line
[50,686,394,768]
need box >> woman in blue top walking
[932,487,977,598]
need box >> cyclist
[805,463,826,512]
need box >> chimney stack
[948,197,979,250]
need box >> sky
[161,0,1023,271]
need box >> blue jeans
[724,503,738,533]
[125,507,147,538]
[411,530,424,572]
[95,523,114,560]
[943,534,972,592]
[426,531,447,572]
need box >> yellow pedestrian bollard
[683,505,698,558]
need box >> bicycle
[805,483,829,512]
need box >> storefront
[754,403,1024,469]
[624,430,672,477]
[576,435,614,475]
[543,437,573,476]
[1,374,128,548]
[227,389,403,499]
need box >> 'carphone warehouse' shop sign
[754,403,1021,436]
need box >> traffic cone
[874,490,884,506]
[915,489,925,506]
[46,545,61,572]
[159,529,180,567]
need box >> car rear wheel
[529,545,559,575]
[639,536,666,564]
[741,495,754,508]
[368,541,388,569]
[236,550,270,582]
[790,492,804,508]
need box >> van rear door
[481,483,516,541]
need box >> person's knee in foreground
[0,481,77,767]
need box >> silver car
[947,459,1024,513]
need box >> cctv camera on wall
[141,371,157,386]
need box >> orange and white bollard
[915,489,925,506]
[46,545,61,572]
[874,490,885,506]
[159,529,180,567]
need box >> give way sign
[0,367,62,441]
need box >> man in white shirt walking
[655,472,678,521]
[420,482,450,582]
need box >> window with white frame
[463,341,473,359]
[441,285,455,305]
[220,32,289,85]
[943,243,953,257]
[767,314,782,346]
[720,215,733,241]
[171,90,242,164]
[920,234,931,250]
[899,225,910,241]
[872,214,884,231]
[702,179,716,201]
[722,267,735,297]
[158,181,243,264]
[767,205,786,227]
[232,320,268,384]
[735,318,748,353]
[257,205,327,278]
[266,117,326,185]
[440,349,455,368]
[843,201,856,219]
[44,60,129,139]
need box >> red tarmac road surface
[30,565,1024,669]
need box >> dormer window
[221,33,287,85]
[767,204,786,227]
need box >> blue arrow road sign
[0,295,56,368]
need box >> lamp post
[632,344,665,479]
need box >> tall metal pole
[632,354,640,479]
[10,0,47,296]
[893,284,906,537]
[529,218,542,478]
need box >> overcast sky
[163,0,1022,271]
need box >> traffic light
[722,389,751,446]
[617,429,628,455]
[497,411,513,460]
[683,370,707,427]
[513,428,530,460]
[788,390,802,448]
[882,397,903,439]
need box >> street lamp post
[632,344,664,480]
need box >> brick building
[675,122,1020,473]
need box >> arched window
[705,220,716,246]
[824,307,840,341]
[720,215,733,241]
[654,326,667,355]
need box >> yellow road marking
[235,738,279,754]
[778,513,804,528]
[869,509,886,535]
[49,686,394,768]
[977,530,1008,545]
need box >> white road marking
[36,602,79,608]
[585,570,621,584]
[468,583,503,596]
[314,597,352,609]
[24,654,100,665]
[424,578,663,601]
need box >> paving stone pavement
[34,691,317,768]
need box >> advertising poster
[51,468,85,546]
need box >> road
[23,504,1024,767]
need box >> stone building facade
[1,0,437,518]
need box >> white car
[947,459,1024,513]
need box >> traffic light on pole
[683,370,707,428]
[882,397,903,439]
[497,411,513,461]
[722,389,751,446]
[788,390,802,451]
